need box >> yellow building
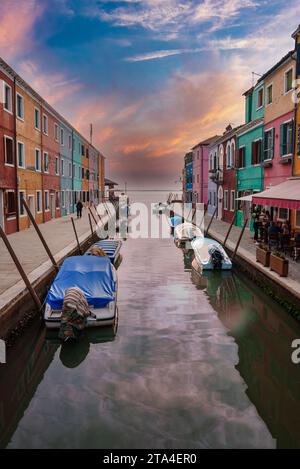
[15,83,43,230]
[293,25,300,176]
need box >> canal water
[1,192,300,448]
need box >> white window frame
[36,190,42,213]
[224,190,229,210]
[35,148,41,172]
[4,135,14,167]
[278,207,289,222]
[43,152,49,173]
[16,93,24,120]
[281,118,294,157]
[60,128,64,146]
[256,87,264,110]
[69,162,72,178]
[61,190,65,208]
[5,189,17,220]
[55,156,59,175]
[54,123,59,142]
[3,82,12,114]
[17,140,25,168]
[265,83,273,106]
[69,134,72,150]
[56,191,60,210]
[34,107,41,131]
[42,114,48,135]
[44,190,50,212]
[226,142,231,169]
[61,158,64,176]
[19,190,26,217]
[230,190,235,211]
[295,210,300,228]
[284,67,294,95]
[264,127,275,161]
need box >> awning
[252,179,300,210]
[235,195,254,202]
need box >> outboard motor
[209,246,224,269]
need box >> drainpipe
[13,77,20,232]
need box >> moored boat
[174,222,203,248]
[191,237,232,271]
[44,255,118,330]
[86,239,122,265]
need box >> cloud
[0,0,44,60]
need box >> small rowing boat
[174,222,203,248]
[86,239,122,265]
[191,237,232,271]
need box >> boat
[174,222,203,248]
[86,239,122,265]
[191,237,232,271]
[169,215,184,228]
[44,255,118,330]
[152,202,168,215]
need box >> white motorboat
[191,237,232,271]
[174,222,203,248]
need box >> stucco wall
[264,59,295,124]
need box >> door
[218,186,223,220]
[28,195,35,226]
[0,190,4,229]
[50,194,55,218]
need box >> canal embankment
[206,215,300,319]
[0,208,110,339]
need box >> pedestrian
[252,209,260,243]
[76,200,83,219]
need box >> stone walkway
[0,208,95,295]
[205,214,300,293]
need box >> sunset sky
[0,0,299,189]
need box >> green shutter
[271,128,275,159]
[280,124,285,156]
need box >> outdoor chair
[268,233,279,251]
[280,234,292,256]
[292,240,300,262]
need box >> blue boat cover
[46,256,116,310]
[170,216,183,228]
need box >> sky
[0,0,299,189]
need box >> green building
[236,81,264,229]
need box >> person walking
[76,200,83,219]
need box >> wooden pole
[21,198,58,272]
[88,206,98,226]
[223,210,237,247]
[205,207,217,236]
[88,213,94,237]
[71,217,82,255]
[0,226,42,310]
[232,217,248,261]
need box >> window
[73,164,75,178]
[69,162,72,177]
[61,190,65,207]
[278,208,289,221]
[6,191,16,215]
[60,128,64,145]
[230,191,235,211]
[86,169,90,180]
[43,114,48,135]
[55,157,59,175]
[226,144,231,168]
[43,152,49,173]
[81,145,85,156]
[19,191,26,216]
[56,191,60,209]
[34,108,40,130]
[280,121,294,156]
[79,166,81,178]
[4,83,12,112]
[4,136,14,165]
[251,139,262,165]
[17,141,25,168]
[36,191,42,213]
[298,123,300,157]
[264,128,274,160]
[285,68,293,94]
[237,147,245,168]
[35,149,41,171]
[44,191,49,211]
[213,192,216,207]
[61,159,64,176]
[54,124,59,142]
[82,167,84,179]
[224,190,228,210]
[69,135,72,149]
[296,210,300,227]
[257,88,263,109]
[86,148,89,158]
[197,174,199,183]
[266,84,273,105]
[16,93,24,119]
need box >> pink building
[192,135,219,205]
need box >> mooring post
[22,198,58,272]
[205,206,217,236]
[71,217,82,255]
[88,206,98,226]
[231,217,248,261]
[223,210,237,247]
[88,213,94,237]
[0,226,42,311]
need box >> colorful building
[292,25,300,230]
[183,151,193,203]
[0,57,106,234]
[0,65,17,234]
[192,135,219,206]
[207,140,220,216]
[236,81,265,229]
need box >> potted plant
[270,250,289,277]
[256,243,271,267]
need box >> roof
[213,125,243,146]
[46,256,116,309]
[292,25,300,39]
[191,135,220,150]
[236,117,264,137]
[105,178,118,186]
[243,86,254,97]
[257,50,295,83]
[252,178,300,210]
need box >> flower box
[270,253,289,277]
[256,246,271,267]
